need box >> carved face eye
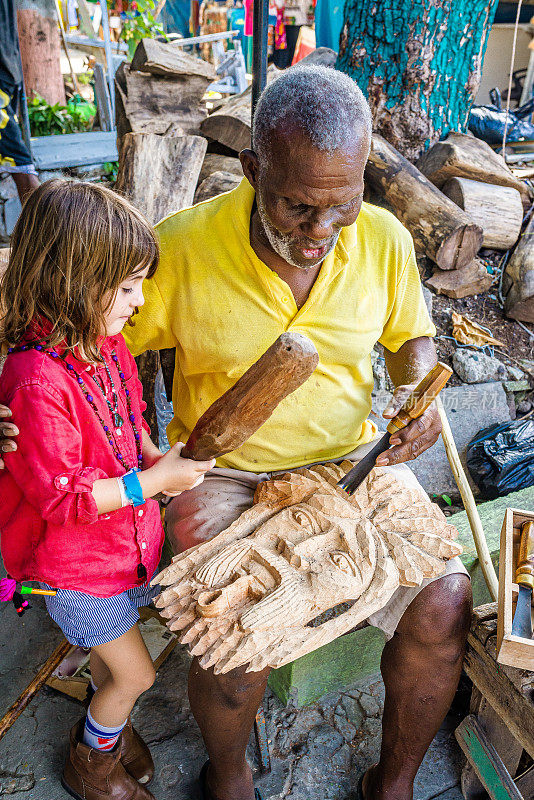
[291,506,317,529]
[330,551,358,576]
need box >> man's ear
[240,149,260,189]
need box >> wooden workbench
[456,603,534,800]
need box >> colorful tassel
[0,577,56,616]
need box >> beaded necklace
[7,343,142,471]
[94,361,123,429]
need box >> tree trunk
[337,0,499,161]
[17,0,66,105]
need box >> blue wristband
[122,469,144,507]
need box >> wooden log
[0,638,72,742]
[182,332,319,460]
[425,259,493,299]
[441,178,523,251]
[115,133,207,225]
[115,62,210,142]
[502,211,534,324]
[17,0,66,105]
[416,132,532,209]
[198,153,243,185]
[130,38,216,81]
[194,170,242,204]
[201,82,257,153]
[366,135,483,270]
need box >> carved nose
[276,538,308,569]
[197,574,262,617]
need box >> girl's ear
[239,149,260,189]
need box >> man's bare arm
[378,336,441,466]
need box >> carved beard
[256,186,340,270]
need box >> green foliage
[77,70,94,86]
[103,161,119,182]
[119,0,167,59]
[27,94,96,137]
[441,494,453,506]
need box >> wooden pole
[436,397,499,601]
[0,638,72,742]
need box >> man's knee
[190,659,270,710]
[398,574,472,656]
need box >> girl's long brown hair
[0,179,158,362]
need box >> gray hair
[252,65,373,162]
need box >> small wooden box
[497,508,534,671]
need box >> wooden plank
[93,64,114,132]
[30,131,118,170]
[464,634,534,759]
[455,715,524,800]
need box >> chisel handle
[515,521,534,591]
[386,362,453,435]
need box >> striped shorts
[40,580,160,648]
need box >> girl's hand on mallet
[152,442,215,497]
[0,404,18,469]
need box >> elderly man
[0,66,471,800]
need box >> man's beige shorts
[165,440,469,640]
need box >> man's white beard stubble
[256,188,340,270]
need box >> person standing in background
[0,0,39,204]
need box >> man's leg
[189,660,270,800]
[363,572,472,800]
[12,171,39,204]
[0,86,39,205]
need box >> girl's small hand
[0,404,18,469]
[155,442,215,495]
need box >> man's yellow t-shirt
[124,178,436,473]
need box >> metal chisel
[337,362,453,496]
[511,520,534,639]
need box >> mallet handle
[182,333,319,461]
[386,362,453,435]
[515,521,534,591]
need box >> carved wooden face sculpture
[155,463,462,674]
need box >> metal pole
[99,0,115,119]
[251,0,269,123]
[17,56,32,151]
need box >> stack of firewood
[416,133,531,317]
[114,39,217,223]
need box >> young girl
[0,180,214,800]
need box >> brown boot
[62,721,155,800]
[120,717,154,785]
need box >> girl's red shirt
[0,333,164,597]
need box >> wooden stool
[455,603,534,800]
